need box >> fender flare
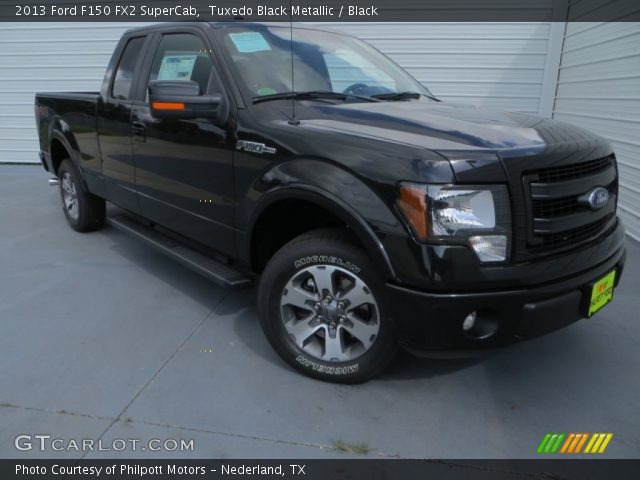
[49,125,88,189]
[245,185,399,282]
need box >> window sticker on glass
[157,54,197,81]
[229,32,271,53]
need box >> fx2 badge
[236,140,276,155]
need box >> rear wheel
[258,229,397,383]
[58,159,105,232]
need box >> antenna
[288,0,300,125]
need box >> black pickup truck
[35,22,625,383]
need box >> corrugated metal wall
[553,21,640,240]
[0,22,554,163]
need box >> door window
[147,33,214,99]
[112,36,146,100]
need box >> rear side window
[147,33,213,97]
[112,36,145,100]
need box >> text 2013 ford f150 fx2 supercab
[35,23,625,383]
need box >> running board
[108,215,252,289]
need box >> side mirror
[148,80,228,124]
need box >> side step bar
[108,215,252,289]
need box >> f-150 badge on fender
[236,140,276,154]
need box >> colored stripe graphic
[540,433,613,454]
[585,433,614,454]
[537,434,551,454]
[537,433,565,453]
[560,433,575,453]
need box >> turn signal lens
[151,102,185,111]
[469,235,507,262]
[397,183,428,240]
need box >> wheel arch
[48,130,88,186]
[246,186,397,281]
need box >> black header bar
[3,0,640,22]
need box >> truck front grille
[535,155,613,183]
[523,155,617,254]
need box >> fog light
[463,311,477,331]
[469,235,507,262]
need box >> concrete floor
[1,165,639,459]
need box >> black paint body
[35,23,626,352]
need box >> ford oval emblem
[585,187,610,210]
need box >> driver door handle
[131,121,146,139]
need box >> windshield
[217,26,432,101]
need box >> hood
[295,99,605,157]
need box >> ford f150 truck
[35,22,625,383]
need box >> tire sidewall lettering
[293,255,361,274]
[295,355,359,375]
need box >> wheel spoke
[61,177,72,194]
[309,266,335,297]
[322,330,347,361]
[341,278,373,310]
[286,315,322,348]
[281,285,318,310]
[343,314,378,348]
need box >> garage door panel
[0,115,36,129]
[556,77,640,97]
[1,54,113,68]
[323,22,551,39]
[618,163,640,189]
[1,41,117,56]
[612,143,640,165]
[429,82,541,97]
[554,99,640,122]
[0,129,38,141]
[560,37,640,68]
[619,211,640,240]
[0,24,138,43]
[441,97,539,113]
[556,56,640,83]
[389,53,546,69]
[368,38,548,54]
[0,79,102,92]
[3,67,108,80]
[422,68,544,83]
[554,114,640,144]
[563,22,640,45]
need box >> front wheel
[257,229,397,383]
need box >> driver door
[130,29,236,257]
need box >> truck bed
[35,92,101,173]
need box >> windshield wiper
[253,91,380,104]
[371,91,440,101]
[371,91,422,100]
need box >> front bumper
[387,237,626,352]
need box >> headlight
[397,183,511,263]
